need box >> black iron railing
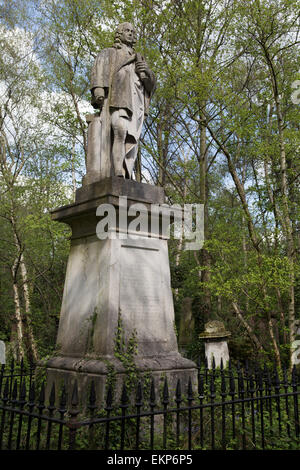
[0,358,299,450]
[0,360,35,401]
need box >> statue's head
[114,22,136,48]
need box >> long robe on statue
[90,44,156,177]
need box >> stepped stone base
[46,354,197,405]
[46,178,197,403]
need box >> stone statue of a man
[88,22,156,180]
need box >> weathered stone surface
[47,179,197,401]
[199,320,231,340]
[54,234,183,359]
[291,321,300,365]
[86,22,156,181]
[204,340,230,369]
[76,176,165,205]
[51,177,166,228]
[45,363,197,406]
[0,341,5,364]
[200,321,231,369]
[47,179,196,397]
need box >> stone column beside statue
[199,321,231,369]
[45,23,197,402]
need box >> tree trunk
[199,105,211,324]
[232,302,264,352]
[71,137,76,201]
[11,215,39,362]
[10,261,24,361]
[19,252,39,362]
[264,50,296,365]
[157,120,163,186]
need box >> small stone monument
[0,341,5,364]
[199,321,231,369]
[291,320,300,366]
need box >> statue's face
[119,23,135,46]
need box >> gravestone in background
[199,321,231,369]
[291,320,300,366]
[0,341,5,364]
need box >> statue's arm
[135,58,156,94]
[143,69,156,94]
[90,49,112,109]
[91,87,105,109]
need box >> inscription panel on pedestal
[120,241,167,353]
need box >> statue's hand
[135,60,150,78]
[92,87,105,108]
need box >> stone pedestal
[199,321,231,369]
[46,177,197,402]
